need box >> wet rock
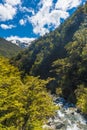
[76,109,81,113]
[47,118,53,124]
[56,123,65,129]
[54,118,60,123]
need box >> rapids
[43,97,87,130]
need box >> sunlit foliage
[0,57,56,130]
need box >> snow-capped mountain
[6,36,35,48]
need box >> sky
[0,0,86,42]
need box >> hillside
[0,38,22,58]
[11,3,87,78]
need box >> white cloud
[19,6,35,15]
[0,24,16,29]
[6,36,35,46]
[55,0,81,11]
[28,0,82,36]
[4,0,21,6]
[0,3,16,21]
[19,19,26,25]
[0,0,21,21]
[28,0,55,35]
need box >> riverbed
[43,97,87,130]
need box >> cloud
[55,0,81,11]
[0,3,17,21]
[0,0,21,21]
[28,0,82,36]
[19,19,27,25]
[0,24,16,29]
[28,0,55,35]
[4,0,21,6]
[19,6,35,15]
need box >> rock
[56,123,65,129]
[47,118,53,124]
[54,118,60,123]
[57,110,65,118]
[42,124,55,130]
[76,109,81,113]
[42,124,51,129]
[71,112,74,115]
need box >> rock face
[43,97,87,130]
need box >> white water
[43,97,87,130]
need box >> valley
[0,2,87,130]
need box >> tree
[21,76,56,130]
[51,26,87,103]
[0,57,25,129]
[0,57,56,130]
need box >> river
[43,97,87,130]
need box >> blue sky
[0,0,86,42]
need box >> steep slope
[50,4,87,103]
[0,38,22,58]
[11,3,87,78]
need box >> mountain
[0,38,22,58]
[6,37,35,48]
[3,3,87,115]
[11,4,87,78]
[10,39,31,48]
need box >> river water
[43,97,87,130]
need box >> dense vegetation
[52,24,87,101]
[0,38,21,58]
[51,4,87,111]
[10,3,87,114]
[0,57,56,130]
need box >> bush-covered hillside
[0,38,21,58]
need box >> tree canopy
[0,57,56,130]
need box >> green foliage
[52,28,87,99]
[0,57,25,129]
[11,31,64,78]
[21,76,56,130]
[0,57,56,129]
[51,7,87,106]
[75,84,87,113]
